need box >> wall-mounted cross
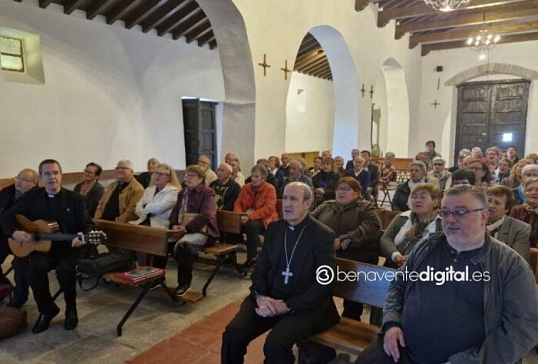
[281,60,291,80]
[258,54,271,76]
[369,85,374,99]
[431,99,441,109]
[360,84,366,98]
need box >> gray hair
[409,160,427,175]
[284,182,312,202]
[385,152,395,159]
[523,177,538,190]
[432,157,446,165]
[251,165,268,179]
[522,164,538,176]
[117,159,134,170]
[443,184,487,209]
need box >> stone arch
[305,26,360,158]
[445,63,538,86]
[196,0,256,163]
[376,57,410,157]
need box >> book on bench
[114,266,164,282]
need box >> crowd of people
[0,143,537,364]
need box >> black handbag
[76,249,136,290]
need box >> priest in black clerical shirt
[221,182,339,364]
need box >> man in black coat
[1,160,93,333]
[221,182,339,364]
[0,168,38,305]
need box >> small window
[1,36,25,72]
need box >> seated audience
[334,156,347,177]
[311,176,381,321]
[502,158,532,188]
[280,160,314,199]
[198,155,218,186]
[448,148,471,173]
[510,176,538,248]
[496,158,512,184]
[424,140,441,170]
[414,152,431,171]
[279,153,290,177]
[345,149,360,172]
[268,155,284,188]
[74,162,105,218]
[485,147,501,175]
[392,161,437,212]
[471,146,485,162]
[222,182,339,364]
[230,158,245,187]
[321,150,332,159]
[381,183,442,269]
[469,159,494,188]
[297,158,311,179]
[357,185,538,364]
[361,150,380,205]
[450,169,475,186]
[131,163,180,228]
[246,159,278,191]
[513,164,538,205]
[234,165,278,269]
[0,168,38,308]
[312,157,340,205]
[94,160,144,222]
[507,145,519,164]
[169,165,219,296]
[210,163,241,211]
[309,156,322,177]
[380,152,396,184]
[486,185,531,262]
[224,152,236,165]
[135,157,159,188]
[347,156,370,198]
[428,157,451,191]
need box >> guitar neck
[36,233,91,242]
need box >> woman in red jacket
[234,165,278,269]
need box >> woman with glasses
[392,161,438,212]
[510,176,538,248]
[74,162,105,218]
[468,159,494,188]
[381,183,442,269]
[131,163,181,228]
[168,165,219,296]
[311,176,381,321]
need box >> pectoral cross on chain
[282,267,293,284]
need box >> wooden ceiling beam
[63,0,85,15]
[378,0,517,27]
[157,0,198,36]
[303,60,329,74]
[184,20,211,43]
[298,43,321,58]
[421,31,538,55]
[355,0,370,11]
[140,0,184,33]
[107,0,145,25]
[209,39,217,50]
[197,31,215,47]
[124,0,161,29]
[171,11,206,40]
[410,19,538,48]
[319,69,333,80]
[295,50,326,69]
[39,0,54,8]
[396,0,538,38]
[86,0,114,20]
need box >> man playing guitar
[0,159,93,334]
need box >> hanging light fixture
[423,0,471,12]
[466,12,500,60]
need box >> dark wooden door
[182,99,217,170]
[455,80,529,161]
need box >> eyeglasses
[433,163,444,166]
[153,172,170,177]
[83,169,96,175]
[185,173,199,178]
[336,187,353,192]
[14,176,33,183]
[469,167,483,172]
[438,208,484,218]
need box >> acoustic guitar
[8,214,106,258]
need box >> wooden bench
[530,248,538,352]
[311,258,395,356]
[93,219,184,337]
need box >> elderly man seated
[428,156,451,191]
[198,155,218,186]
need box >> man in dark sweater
[356,185,538,364]
[221,182,339,364]
[0,160,94,334]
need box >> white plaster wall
[0,0,224,176]
[285,72,334,153]
[420,41,538,164]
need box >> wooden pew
[93,219,183,337]
[310,258,395,356]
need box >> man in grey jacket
[357,185,538,364]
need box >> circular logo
[316,265,334,285]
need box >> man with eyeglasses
[94,159,144,223]
[1,160,94,333]
[427,157,451,191]
[357,185,538,364]
[0,168,38,306]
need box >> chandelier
[423,0,471,12]
[466,16,500,60]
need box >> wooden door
[455,80,529,161]
[182,99,217,170]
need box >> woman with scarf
[392,161,438,212]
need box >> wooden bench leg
[116,285,150,337]
[159,279,179,303]
[202,257,223,297]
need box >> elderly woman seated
[312,157,340,205]
[392,161,438,212]
[510,176,538,248]
[381,183,442,269]
[311,176,381,321]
